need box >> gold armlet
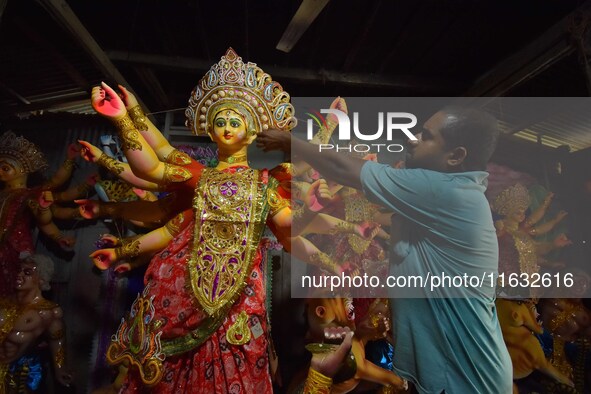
[164,213,185,236]
[97,153,125,175]
[311,120,338,145]
[329,221,356,235]
[115,239,140,260]
[267,188,290,217]
[54,346,65,369]
[164,149,192,166]
[63,158,77,171]
[163,163,192,183]
[127,105,148,132]
[309,252,338,274]
[113,114,143,151]
[292,204,305,220]
[303,368,332,394]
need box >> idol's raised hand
[78,140,103,163]
[91,82,126,119]
[75,199,101,219]
[118,84,139,109]
[90,248,117,270]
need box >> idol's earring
[248,129,257,136]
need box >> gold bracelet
[113,114,143,151]
[114,239,140,260]
[267,188,290,217]
[329,221,356,235]
[127,105,148,132]
[309,252,338,274]
[97,153,125,175]
[163,163,192,183]
[303,368,332,394]
[164,149,192,166]
[164,213,185,236]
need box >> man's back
[360,162,512,394]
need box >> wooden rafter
[465,1,591,96]
[107,50,458,93]
[34,0,152,115]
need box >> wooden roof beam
[107,50,458,93]
[465,1,591,96]
[34,0,152,115]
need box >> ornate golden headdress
[185,48,296,136]
[492,183,530,216]
[0,131,48,173]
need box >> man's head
[406,106,499,172]
[15,254,54,292]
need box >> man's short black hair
[439,106,499,171]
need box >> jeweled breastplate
[188,167,271,316]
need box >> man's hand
[91,82,126,119]
[256,129,292,153]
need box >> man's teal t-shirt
[360,161,512,394]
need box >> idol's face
[0,157,23,182]
[507,208,527,224]
[15,262,39,291]
[211,109,249,148]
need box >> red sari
[117,164,290,393]
[0,189,36,296]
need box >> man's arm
[256,130,365,190]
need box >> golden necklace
[219,152,248,164]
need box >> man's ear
[447,146,467,168]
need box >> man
[0,254,72,392]
[257,106,513,393]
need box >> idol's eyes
[214,117,243,129]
